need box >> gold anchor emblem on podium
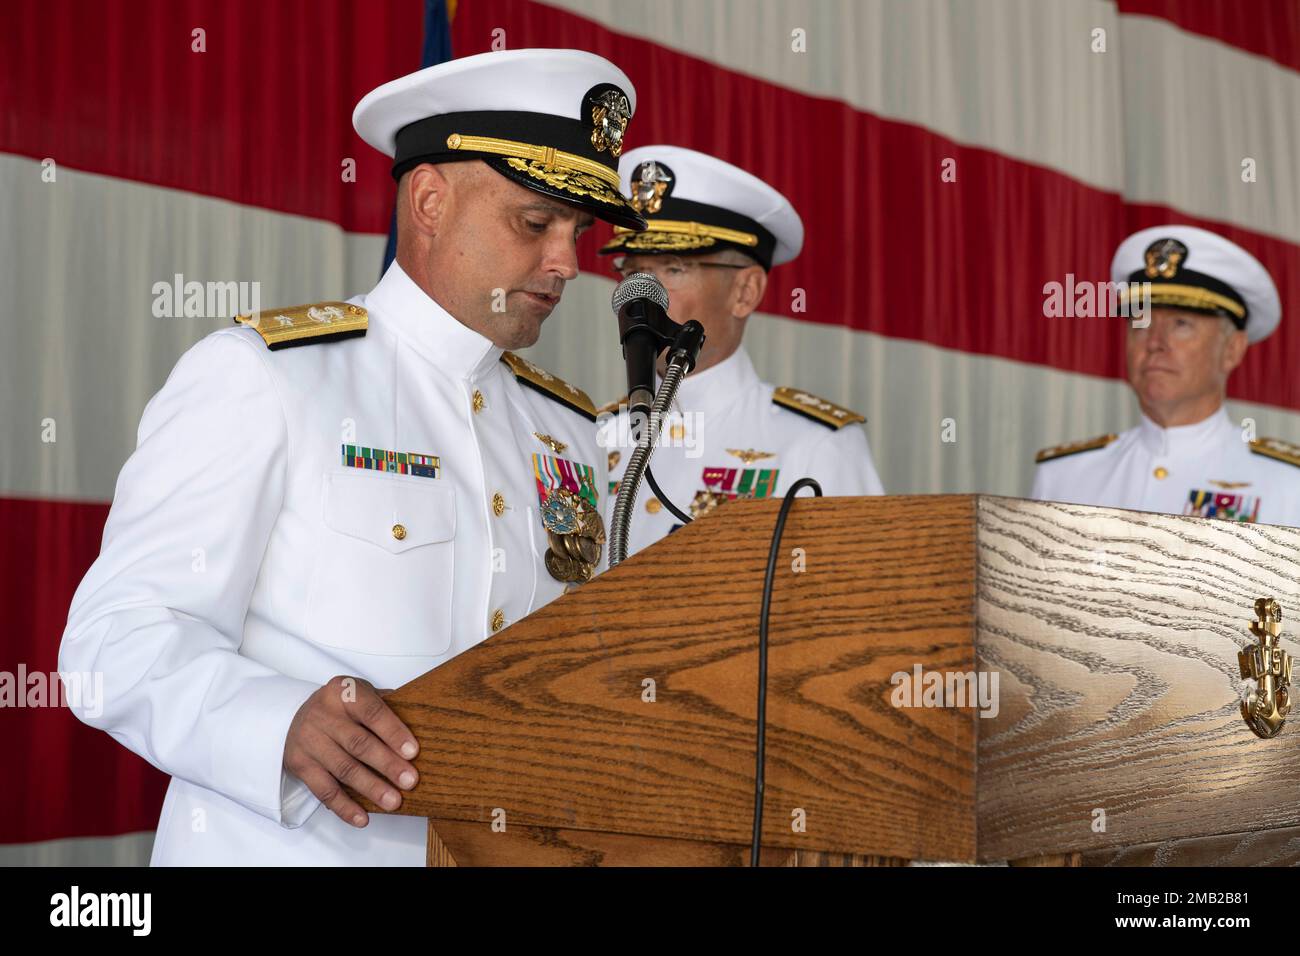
[1239,598,1292,739]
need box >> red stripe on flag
[2,0,1297,407]
[1117,0,1300,74]
[452,0,1300,411]
[0,496,168,843]
[0,0,423,234]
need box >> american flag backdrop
[2,0,1298,865]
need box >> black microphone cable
[751,476,822,867]
[645,465,693,525]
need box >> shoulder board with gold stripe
[596,395,628,417]
[772,386,865,430]
[233,302,367,350]
[1250,436,1300,469]
[500,352,596,422]
[1035,433,1117,463]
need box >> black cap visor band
[391,111,646,230]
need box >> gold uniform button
[492,492,506,517]
[669,424,685,441]
[392,523,407,540]
[646,498,662,514]
[490,609,505,633]
[1153,466,1168,480]
[472,389,485,414]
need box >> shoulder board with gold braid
[1250,436,1300,469]
[234,301,367,350]
[500,352,596,422]
[772,386,866,430]
[595,395,628,417]
[1035,433,1117,464]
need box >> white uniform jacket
[59,262,607,865]
[1030,407,1300,528]
[597,346,884,558]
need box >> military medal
[691,489,727,519]
[688,465,782,518]
[533,453,604,583]
[544,549,581,582]
[540,488,584,535]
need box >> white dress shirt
[1030,406,1300,528]
[597,345,884,557]
[59,261,607,865]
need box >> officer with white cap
[596,145,884,557]
[59,49,642,865]
[1031,224,1300,526]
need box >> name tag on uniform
[341,443,441,479]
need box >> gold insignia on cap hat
[1144,238,1188,279]
[630,161,673,214]
[590,88,630,157]
[443,133,624,197]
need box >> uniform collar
[671,345,760,412]
[366,260,504,381]
[1136,404,1234,457]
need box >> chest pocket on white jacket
[306,470,456,657]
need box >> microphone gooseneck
[609,356,690,567]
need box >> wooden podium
[352,495,1300,866]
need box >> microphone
[607,274,706,567]
[612,273,672,416]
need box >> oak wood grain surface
[360,495,979,861]
[424,819,896,866]
[977,497,1300,861]
[1077,824,1300,866]
[349,494,1299,865]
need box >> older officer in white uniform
[596,146,884,557]
[59,49,645,865]
[1032,224,1300,526]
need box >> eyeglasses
[611,255,749,290]
[1126,311,1226,343]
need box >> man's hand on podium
[283,676,421,828]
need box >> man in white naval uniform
[1032,224,1300,527]
[58,49,646,865]
[595,146,884,557]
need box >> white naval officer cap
[1111,224,1281,343]
[352,49,647,231]
[598,144,804,270]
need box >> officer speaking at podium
[59,49,644,866]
